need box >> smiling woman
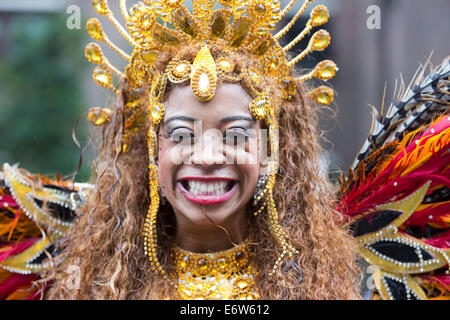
[42,40,361,299]
[0,0,448,301]
[159,84,261,252]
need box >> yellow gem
[234,5,247,17]
[198,259,208,271]
[190,46,217,101]
[92,0,109,15]
[154,28,180,45]
[313,60,337,80]
[166,0,182,8]
[173,8,197,38]
[251,98,266,119]
[236,280,249,290]
[218,60,233,73]
[174,63,188,77]
[150,101,165,124]
[198,73,210,92]
[218,0,234,6]
[230,17,251,47]
[211,11,228,38]
[180,288,193,297]
[310,86,334,105]
[217,258,227,269]
[93,66,112,88]
[87,107,112,126]
[85,43,103,64]
[310,5,329,27]
[126,89,144,108]
[254,36,274,56]
[86,18,104,41]
[141,51,158,64]
[310,29,331,51]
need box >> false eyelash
[162,128,174,139]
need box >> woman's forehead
[164,83,253,121]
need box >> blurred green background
[0,11,90,180]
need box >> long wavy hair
[46,43,362,300]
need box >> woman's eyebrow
[220,115,255,123]
[164,116,198,125]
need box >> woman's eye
[224,129,249,146]
[170,128,195,144]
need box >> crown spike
[287,29,330,67]
[296,59,337,82]
[85,42,124,79]
[309,86,334,105]
[87,18,131,61]
[192,0,214,41]
[106,11,140,48]
[283,25,311,52]
[274,0,314,40]
[277,0,299,21]
[120,0,130,20]
[87,107,113,126]
[283,5,329,52]
[91,0,140,48]
[92,66,120,94]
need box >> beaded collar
[170,240,259,300]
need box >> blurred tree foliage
[0,13,90,180]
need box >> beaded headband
[85,0,336,281]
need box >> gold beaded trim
[171,240,259,300]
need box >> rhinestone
[198,73,210,92]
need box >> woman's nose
[190,130,227,167]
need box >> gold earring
[143,124,176,286]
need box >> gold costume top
[171,240,259,300]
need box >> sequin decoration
[171,240,259,300]
[190,45,218,101]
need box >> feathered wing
[339,59,450,300]
[0,163,90,300]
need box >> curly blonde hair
[46,43,362,300]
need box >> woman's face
[158,83,266,230]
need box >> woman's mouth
[176,177,239,205]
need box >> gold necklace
[170,240,259,300]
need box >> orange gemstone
[310,5,329,27]
[93,67,111,87]
[85,43,103,64]
[310,30,330,51]
[314,60,337,80]
[87,19,103,41]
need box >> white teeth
[186,181,230,196]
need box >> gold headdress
[85,0,337,283]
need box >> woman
[3,0,448,300]
[45,37,361,298]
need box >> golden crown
[84,0,337,279]
[85,0,337,129]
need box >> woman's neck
[174,212,249,253]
